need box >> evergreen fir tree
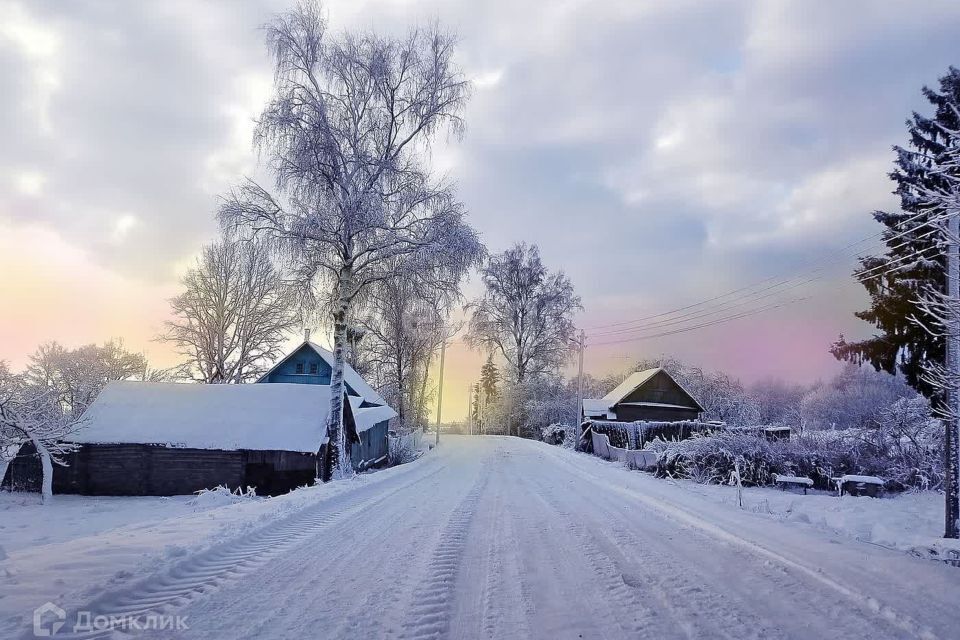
[480,354,500,401]
[832,67,960,403]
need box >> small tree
[160,237,298,384]
[0,362,81,503]
[220,2,482,479]
[480,354,499,402]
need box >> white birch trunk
[325,264,354,480]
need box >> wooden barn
[2,340,396,496]
[582,368,703,423]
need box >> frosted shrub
[648,427,943,491]
[649,434,778,486]
[389,435,419,465]
[541,423,575,448]
[189,485,259,508]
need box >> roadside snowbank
[592,455,960,563]
[0,491,261,554]
[0,458,426,636]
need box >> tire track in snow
[477,472,532,640]
[478,478,507,639]
[317,467,461,640]
[38,463,444,640]
[536,443,943,640]
[526,467,771,640]
[603,524,766,640]
[525,475,660,638]
[400,458,491,640]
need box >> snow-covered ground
[0,492,253,553]
[648,475,960,562]
[2,436,959,639]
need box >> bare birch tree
[160,237,298,384]
[466,243,580,437]
[219,2,482,479]
[360,278,442,431]
[466,243,581,384]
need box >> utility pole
[946,206,960,538]
[571,329,586,445]
[467,383,473,436]
[435,339,446,447]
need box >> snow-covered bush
[649,433,779,486]
[541,423,575,448]
[648,422,943,491]
[188,485,258,508]
[389,430,421,465]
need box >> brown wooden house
[582,368,703,423]
[3,377,396,496]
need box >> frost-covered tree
[466,243,580,384]
[220,2,482,479]
[25,340,150,416]
[799,364,913,431]
[902,126,960,536]
[0,362,81,503]
[160,237,298,384]
[360,273,446,431]
[470,383,482,432]
[750,378,806,427]
[480,354,499,401]
[832,68,960,399]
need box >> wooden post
[435,339,445,447]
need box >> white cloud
[110,214,138,243]
[472,68,504,89]
[0,0,62,135]
[14,169,45,196]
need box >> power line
[587,273,821,337]
[586,237,940,339]
[582,210,949,336]
[588,297,809,346]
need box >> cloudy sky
[2,0,959,419]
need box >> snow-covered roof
[582,399,610,414]
[583,368,703,413]
[348,395,397,432]
[618,401,697,410]
[257,340,387,407]
[600,368,661,408]
[73,381,332,452]
[355,405,398,432]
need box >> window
[296,362,304,374]
[310,362,318,375]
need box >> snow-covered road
[17,435,960,639]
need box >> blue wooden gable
[258,343,361,396]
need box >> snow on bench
[772,474,814,494]
[832,474,885,497]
